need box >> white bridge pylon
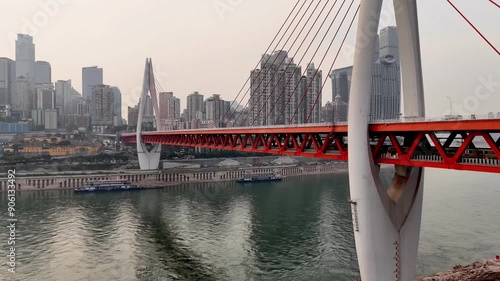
[137,58,161,170]
[348,0,425,280]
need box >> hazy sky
[1,0,498,120]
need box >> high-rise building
[15,34,35,82]
[329,66,353,104]
[282,59,304,125]
[16,34,36,115]
[321,101,334,123]
[370,59,400,120]
[379,26,399,61]
[329,26,400,122]
[77,101,90,116]
[332,94,348,122]
[187,91,204,122]
[159,92,180,120]
[82,66,103,101]
[44,109,58,130]
[111,87,122,126]
[205,94,226,122]
[249,51,320,126]
[91,85,114,132]
[11,76,30,120]
[32,108,45,127]
[250,51,288,126]
[35,61,51,86]
[0,58,15,106]
[36,84,55,110]
[304,63,322,124]
[55,80,73,113]
[127,105,139,128]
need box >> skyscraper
[159,92,180,120]
[281,58,303,125]
[329,26,400,122]
[159,92,172,119]
[82,66,103,101]
[35,61,51,86]
[111,87,122,126]
[250,51,288,126]
[0,58,15,105]
[332,94,348,122]
[91,85,114,132]
[305,63,322,123]
[205,94,226,122]
[127,105,139,128]
[11,76,30,120]
[44,109,58,130]
[187,91,204,122]
[36,84,55,110]
[249,51,320,126]
[379,26,399,61]
[16,34,36,115]
[55,80,72,113]
[15,34,35,82]
[329,66,353,103]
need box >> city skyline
[0,1,498,121]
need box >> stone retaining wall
[0,162,348,192]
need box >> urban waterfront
[1,169,499,281]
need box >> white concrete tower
[137,58,161,170]
[348,1,425,280]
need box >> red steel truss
[121,119,500,173]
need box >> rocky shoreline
[416,258,500,281]
[355,258,500,281]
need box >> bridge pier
[349,0,425,280]
[137,58,162,170]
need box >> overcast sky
[1,0,498,119]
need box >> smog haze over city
[0,0,498,118]
[1,1,500,280]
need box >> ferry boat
[74,180,141,193]
[236,172,283,183]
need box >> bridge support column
[348,1,425,280]
[137,58,162,170]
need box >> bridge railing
[122,114,500,135]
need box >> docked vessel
[236,172,283,183]
[74,180,141,193]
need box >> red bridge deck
[121,119,500,173]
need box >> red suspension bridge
[120,0,499,174]
[121,0,498,279]
[121,118,500,174]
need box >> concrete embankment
[0,162,348,192]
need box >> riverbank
[416,258,500,280]
[355,258,500,281]
[0,161,348,192]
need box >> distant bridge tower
[348,1,425,280]
[137,58,161,170]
